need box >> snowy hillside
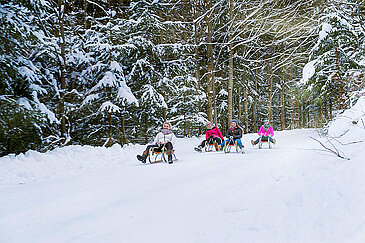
[1,100,365,243]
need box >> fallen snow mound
[326,96,365,159]
[328,96,365,138]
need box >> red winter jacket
[206,127,224,141]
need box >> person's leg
[235,139,243,148]
[252,137,261,145]
[195,140,206,152]
[214,137,222,144]
[145,144,159,154]
[164,142,173,152]
[137,144,158,163]
[164,142,174,164]
[220,139,228,148]
[213,137,221,150]
[200,139,207,148]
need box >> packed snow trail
[1,129,365,243]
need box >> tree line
[0,0,364,156]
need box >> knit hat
[231,119,239,124]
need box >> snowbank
[0,143,144,186]
[328,96,365,137]
[326,96,365,159]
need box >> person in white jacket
[137,122,176,164]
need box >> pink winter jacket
[206,127,224,141]
[258,125,274,137]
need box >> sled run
[1,126,365,243]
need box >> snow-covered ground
[1,98,365,243]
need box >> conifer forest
[1,0,364,156]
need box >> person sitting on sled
[194,121,224,152]
[220,119,244,149]
[137,122,176,164]
[251,119,276,146]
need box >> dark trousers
[200,137,222,147]
[145,142,173,152]
[254,136,274,145]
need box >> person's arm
[258,126,264,136]
[216,127,224,141]
[171,133,177,146]
[154,133,160,144]
[268,127,274,137]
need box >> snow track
[1,129,364,243]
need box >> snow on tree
[73,8,138,146]
[302,0,365,117]
[0,0,56,154]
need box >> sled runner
[148,147,177,164]
[223,138,244,154]
[204,138,220,152]
[258,135,272,149]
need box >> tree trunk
[290,66,294,129]
[253,68,258,133]
[84,0,87,29]
[280,68,286,130]
[329,97,333,120]
[7,121,12,153]
[335,47,342,109]
[324,99,328,120]
[291,97,294,129]
[238,87,242,122]
[227,0,234,123]
[212,62,218,126]
[144,115,149,144]
[108,112,112,147]
[243,86,248,134]
[206,1,213,122]
[228,47,233,123]
[183,95,187,136]
[58,0,67,139]
[121,117,127,145]
[194,11,201,115]
[267,58,274,125]
[296,98,301,128]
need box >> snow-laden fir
[1,97,364,243]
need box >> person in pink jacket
[251,119,276,146]
[194,121,224,152]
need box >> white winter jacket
[154,131,176,145]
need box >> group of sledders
[137,119,277,164]
[194,119,276,153]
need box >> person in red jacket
[251,119,276,146]
[194,121,224,152]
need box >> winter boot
[194,146,202,153]
[250,140,255,146]
[273,138,276,144]
[137,154,147,163]
[168,154,173,164]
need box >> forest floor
[1,123,365,242]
